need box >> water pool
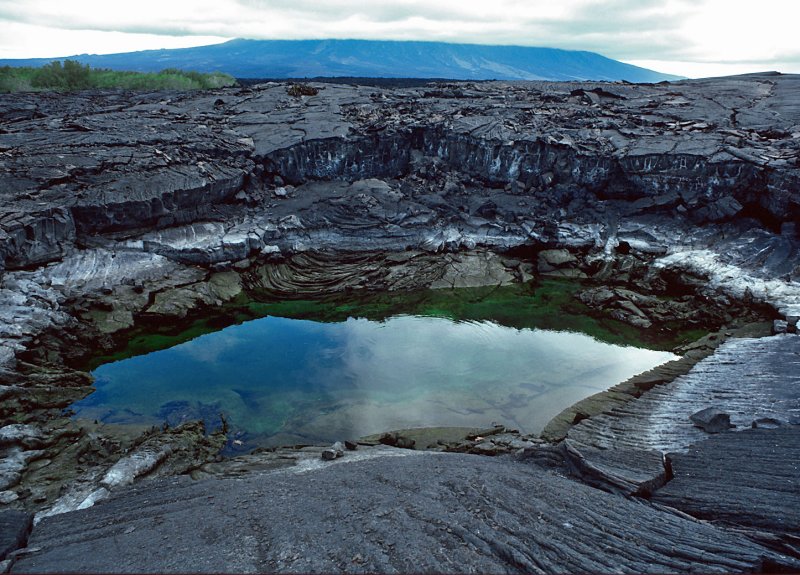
[73,283,679,448]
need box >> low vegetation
[0,60,237,93]
[286,82,319,97]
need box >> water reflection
[74,315,676,447]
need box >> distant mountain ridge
[0,39,681,83]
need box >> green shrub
[63,60,91,89]
[0,66,32,92]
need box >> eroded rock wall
[3,74,800,272]
[263,134,411,183]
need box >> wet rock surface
[539,323,773,443]
[11,452,797,574]
[564,334,800,453]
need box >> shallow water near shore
[73,281,682,449]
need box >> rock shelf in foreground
[11,451,797,574]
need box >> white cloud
[0,0,797,76]
[178,331,242,364]
[307,315,675,433]
[0,21,227,58]
[626,59,793,79]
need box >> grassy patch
[0,60,236,93]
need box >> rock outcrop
[2,74,799,273]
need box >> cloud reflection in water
[77,314,676,445]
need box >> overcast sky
[0,0,797,78]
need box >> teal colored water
[74,310,677,448]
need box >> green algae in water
[73,281,684,448]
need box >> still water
[73,292,677,448]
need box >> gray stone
[0,510,31,561]
[0,492,18,505]
[378,432,418,449]
[465,425,506,440]
[2,75,800,277]
[751,417,783,429]
[701,196,744,221]
[690,407,734,433]
[321,442,345,460]
[773,319,789,334]
[394,437,416,449]
[0,426,43,450]
[468,441,501,455]
[537,249,577,271]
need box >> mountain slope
[0,39,681,82]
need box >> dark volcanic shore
[1,74,799,572]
